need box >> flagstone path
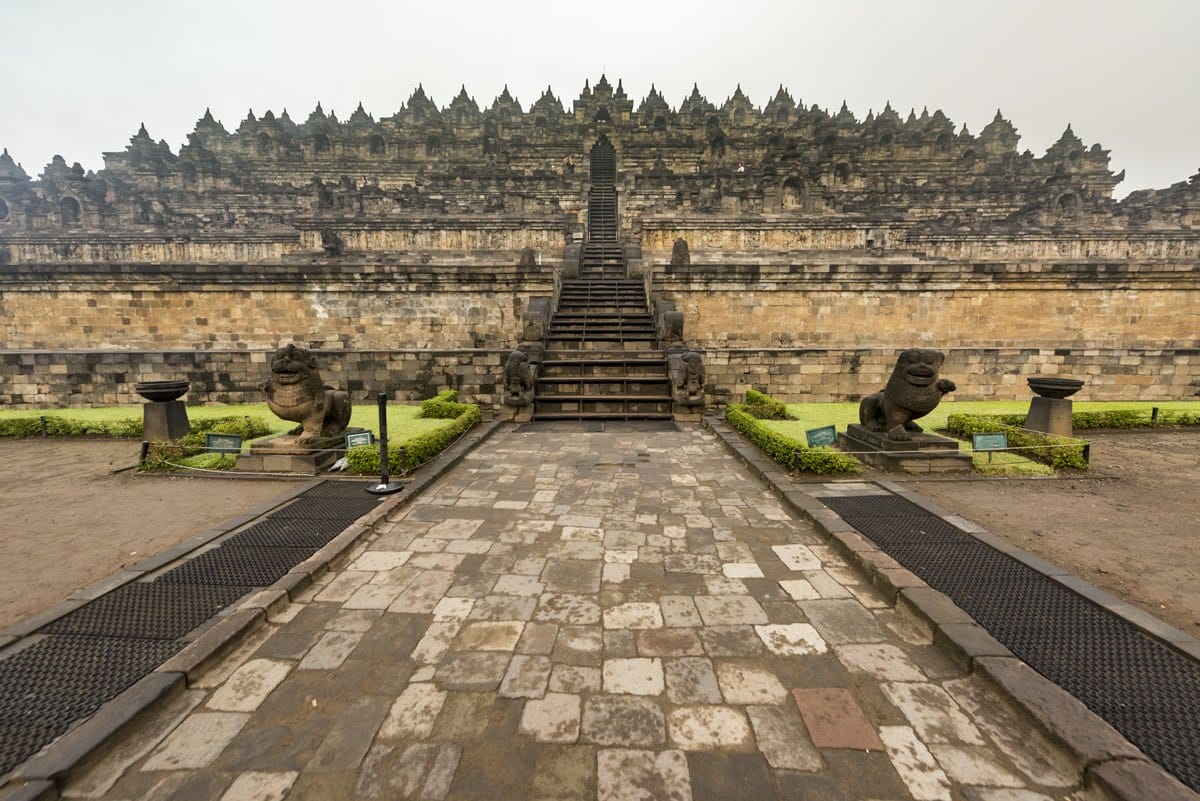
[68,425,1099,801]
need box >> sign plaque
[205,433,243,454]
[971,433,1008,452]
[805,425,837,448]
[346,431,374,449]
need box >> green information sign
[971,433,1008,452]
[805,425,837,448]
[205,433,243,454]
[346,431,374,448]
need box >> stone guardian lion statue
[260,343,352,446]
[859,348,956,440]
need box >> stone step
[545,339,658,351]
[534,401,673,416]
[538,376,669,388]
[550,322,654,328]
[532,411,675,421]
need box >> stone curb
[703,414,1200,800]
[0,419,503,797]
[0,780,56,801]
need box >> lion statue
[667,348,705,406]
[503,350,536,407]
[260,343,352,446]
[859,349,956,440]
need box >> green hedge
[346,405,481,475]
[978,409,1200,430]
[727,403,860,475]
[946,414,1089,469]
[419,389,476,420]
[743,388,794,421]
[0,414,143,438]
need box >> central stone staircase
[533,137,673,421]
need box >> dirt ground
[0,439,303,630]
[899,428,1200,634]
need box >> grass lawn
[769,399,1200,437]
[0,402,452,449]
[757,399,1200,477]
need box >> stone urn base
[1025,397,1075,437]
[143,401,191,442]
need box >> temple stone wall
[701,348,1200,405]
[0,262,554,351]
[2,346,1195,410]
[653,261,1200,350]
[665,286,1198,350]
[0,349,506,409]
[2,257,1197,407]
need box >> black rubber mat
[44,582,251,640]
[270,496,381,520]
[155,544,314,587]
[225,517,344,550]
[299,481,381,499]
[0,635,181,775]
[820,493,1200,792]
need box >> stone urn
[134,380,190,403]
[1027,376,1084,400]
[1025,376,1084,436]
[135,380,191,441]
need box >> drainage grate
[0,717,69,779]
[271,496,381,520]
[821,494,1200,792]
[44,583,251,640]
[225,517,344,551]
[155,545,314,587]
[817,494,932,520]
[0,634,181,775]
[299,481,380,499]
[839,515,967,546]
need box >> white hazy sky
[1,0,1196,197]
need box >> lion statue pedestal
[235,343,365,475]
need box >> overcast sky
[2,0,1196,197]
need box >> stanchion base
[366,481,405,496]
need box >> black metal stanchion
[367,392,404,495]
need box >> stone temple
[0,76,1197,413]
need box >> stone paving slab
[61,426,1103,801]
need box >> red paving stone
[791,687,885,750]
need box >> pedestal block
[235,427,366,475]
[1025,397,1074,437]
[142,401,191,442]
[837,424,973,474]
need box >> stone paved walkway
[68,425,1100,801]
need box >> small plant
[743,388,794,421]
[419,389,476,420]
